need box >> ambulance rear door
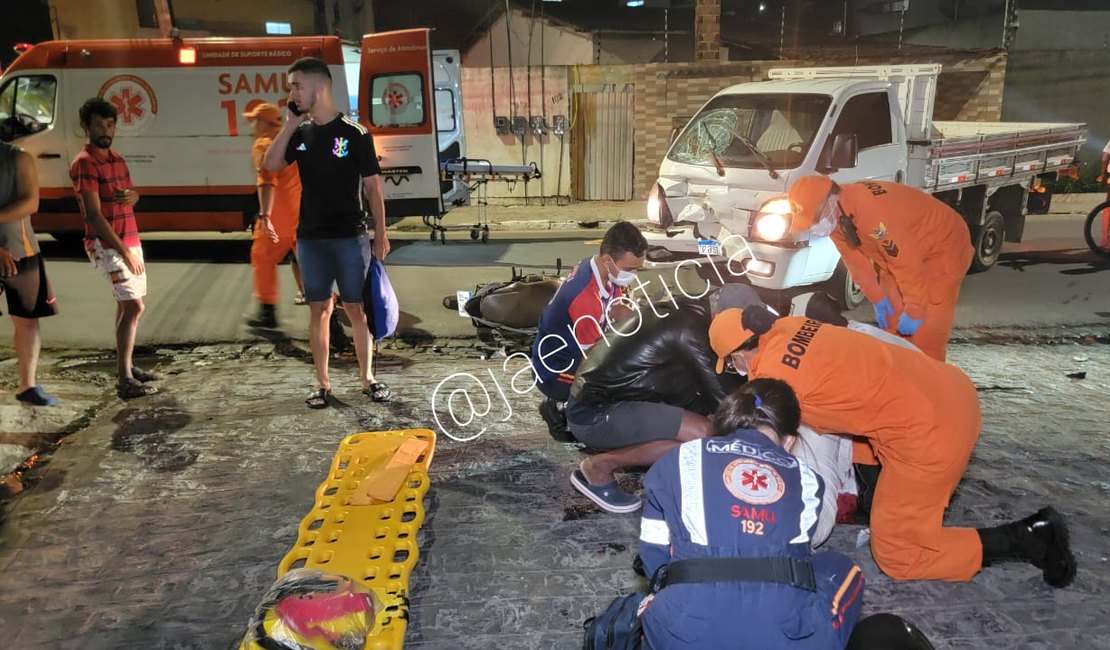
[359,29,442,220]
[433,50,467,209]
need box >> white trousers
[792,424,856,548]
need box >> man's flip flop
[16,386,59,407]
[363,382,392,403]
[306,387,332,409]
[117,378,158,400]
[570,468,642,514]
[131,367,162,382]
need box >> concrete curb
[1047,192,1104,214]
[393,218,654,233]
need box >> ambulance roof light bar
[13,43,33,54]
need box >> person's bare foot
[581,457,612,486]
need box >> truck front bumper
[643,226,832,291]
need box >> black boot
[539,397,574,442]
[846,613,935,650]
[978,507,1077,588]
[853,463,881,526]
[247,304,278,328]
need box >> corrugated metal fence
[572,91,635,201]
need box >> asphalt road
[1,212,1108,349]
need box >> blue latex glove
[896,312,924,336]
[873,298,895,330]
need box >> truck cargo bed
[919,121,1085,190]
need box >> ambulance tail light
[179,47,197,65]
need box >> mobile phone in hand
[288,101,304,116]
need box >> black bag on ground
[582,591,645,650]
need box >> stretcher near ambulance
[0,29,467,241]
[645,64,1086,307]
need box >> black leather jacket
[569,297,728,416]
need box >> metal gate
[572,91,635,201]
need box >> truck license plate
[697,239,722,256]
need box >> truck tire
[826,261,867,310]
[970,210,1005,273]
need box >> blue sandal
[570,467,642,514]
[16,386,59,407]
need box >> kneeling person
[567,297,724,512]
[531,221,646,439]
[638,379,864,649]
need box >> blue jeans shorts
[296,234,371,303]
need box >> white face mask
[728,352,749,377]
[607,260,638,287]
[808,195,840,238]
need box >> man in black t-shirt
[263,56,392,409]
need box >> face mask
[728,352,749,377]
[607,260,638,287]
[808,194,840,238]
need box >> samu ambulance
[0,29,463,240]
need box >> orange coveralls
[749,316,983,582]
[833,181,974,363]
[251,136,301,305]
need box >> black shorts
[0,254,58,319]
[566,398,684,450]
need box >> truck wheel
[970,211,1005,273]
[826,261,867,310]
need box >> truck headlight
[647,183,673,228]
[751,197,792,242]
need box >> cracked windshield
[669,93,831,169]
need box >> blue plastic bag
[363,257,399,340]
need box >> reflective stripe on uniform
[791,461,822,545]
[640,517,671,546]
[678,440,708,546]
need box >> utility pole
[313,0,328,36]
[897,1,907,52]
[664,8,669,63]
[1002,0,1020,51]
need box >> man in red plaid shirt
[70,98,160,399]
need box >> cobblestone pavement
[0,338,1108,649]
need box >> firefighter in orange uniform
[245,102,302,328]
[707,306,1076,587]
[786,175,973,363]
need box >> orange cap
[243,102,282,126]
[787,175,835,234]
[709,308,755,374]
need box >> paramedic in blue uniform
[531,221,646,437]
[637,378,864,649]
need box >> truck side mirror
[820,133,858,173]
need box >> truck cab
[645,64,1083,308]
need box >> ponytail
[712,378,802,442]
